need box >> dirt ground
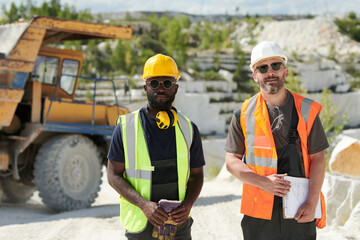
[0,168,358,240]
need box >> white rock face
[201,138,227,179]
[326,175,360,227]
[174,89,226,135]
[254,16,360,61]
[308,92,360,128]
[329,136,360,177]
[341,129,360,140]
[345,200,360,231]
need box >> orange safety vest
[240,91,326,228]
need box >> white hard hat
[250,41,288,72]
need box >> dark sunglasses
[148,79,175,89]
[256,62,283,74]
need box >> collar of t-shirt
[265,90,293,132]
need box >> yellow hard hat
[141,54,181,81]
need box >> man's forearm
[107,168,149,209]
[225,152,266,188]
[183,167,204,208]
[307,150,326,204]
[225,152,291,197]
[109,174,145,204]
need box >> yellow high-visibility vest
[119,109,193,233]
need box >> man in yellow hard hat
[107,54,205,240]
[225,41,329,239]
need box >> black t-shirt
[107,107,205,168]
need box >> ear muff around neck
[155,109,178,129]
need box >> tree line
[1,0,92,23]
[1,0,257,89]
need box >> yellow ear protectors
[155,109,178,129]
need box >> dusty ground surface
[0,168,358,240]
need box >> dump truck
[0,16,132,211]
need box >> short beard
[259,73,285,94]
[147,93,175,110]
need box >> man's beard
[147,93,175,110]
[259,74,285,94]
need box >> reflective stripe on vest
[301,98,313,126]
[245,93,277,169]
[240,91,327,228]
[119,110,193,233]
[123,112,152,180]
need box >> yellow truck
[0,16,132,211]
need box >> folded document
[283,176,322,219]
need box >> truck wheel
[0,177,35,203]
[34,135,102,212]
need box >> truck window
[60,59,79,95]
[31,56,59,85]
[0,69,28,88]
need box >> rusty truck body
[0,16,132,211]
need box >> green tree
[213,30,222,53]
[138,48,155,67]
[335,12,360,42]
[125,11,131,21]
[2,2,21,22]
[139,33,166,54]
[63,40,81,50]
[327,43,337,61]
[285,67,307,94]
[82,40,109,77]
[124,42,137,75]
[75,9,93,22]
[18,2,29,19]
[319,89,348,167]
[48,0,61,17]
[161,18,187,68]
[1,0,92,23]
[200,19,212,50]
[58,4,78,20]
[233,41,242,58]
[320,89,347,143]
[111,40,126,73]
[178,15,191,28]
[233,50,255,94]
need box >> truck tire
[0,177,35,203]
[34,134,102,212]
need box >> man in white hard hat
[225,41,329,239]
[107,54,205,240]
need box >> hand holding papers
[282,176,322,219]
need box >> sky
[0,0,359,16]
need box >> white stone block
[174,90,226,135]
[325,175,360,226]
[202,138,227,179]
[329,136,360,177]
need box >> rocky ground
[0,167,359,240]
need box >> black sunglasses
[256,62,283,74]
[148,79,175,89]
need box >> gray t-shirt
[225,91,329,155]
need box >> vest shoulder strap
[176,111,193,151]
